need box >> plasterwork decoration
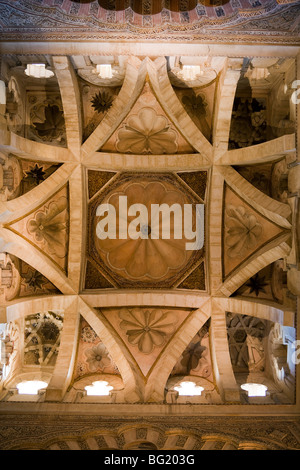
[226,312,295,403]
[234,162,275,198]
[99,307,192,377]
[21,160,61,194]
[226,313,269,375]
[97,1,230,15]
[79,81,121,141]
[177,171,207,201]
[0,254,60,302]
[7,186,69,272]
[233,260,288,305]
[177,90,212,142]
[0,48,298,440]
[0,154,60,201]
[87,170,117,200]
[95,180,191,279]
[176,260,206,290]
[223,185,286,278]
[18,260,61,298]
[84,260,115,289]
[0,154,22,202]
[116,107,178,155]
[229,97,267,149]
[234,160,290,207]
[0,0,298,44]
[0,415,300,450]
[24,311,64,367]
[119,308,176,355]
[101,82,194,154]
[25,91,66,147]
[73,317,119,381]
[225,205,263,259]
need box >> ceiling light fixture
[16,380,48,395]
[85,380,113,396]
[24,64,54,79]
[94,64,113,79]
[174,381,204,396]
[179,65,203,81]
[241,383,268,397]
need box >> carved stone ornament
[225,205,263,259]
[116,108,178,155]
[119,308,176,354]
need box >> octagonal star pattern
[0,54,298,414]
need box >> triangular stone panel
[100,82,195,154]
[177,170,207,201]
[99,307,193,377]
[231,260,287,305]
[7,185,69,273]
[18,259,61,298]
[87,169,117,200]
[177,261,206,290]
[223,184,287,279]
[85,259,116,290]
[73,316,120,382]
